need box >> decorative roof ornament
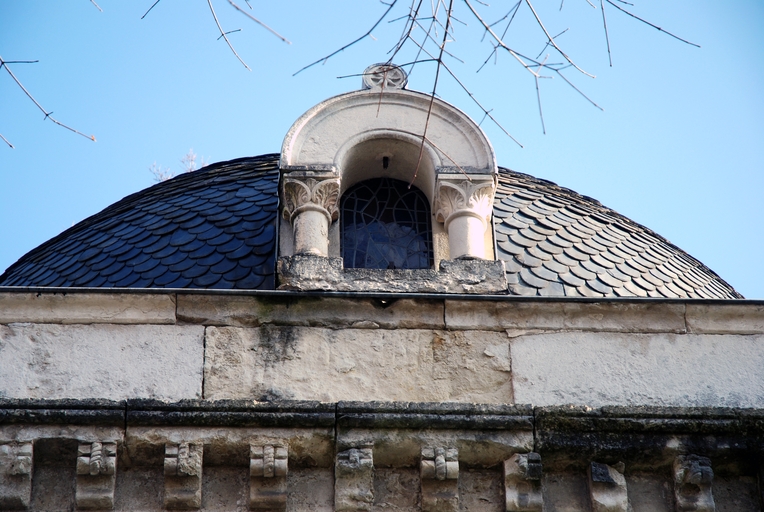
[361,63,408,90]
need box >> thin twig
[605,0,699,47]
[534,55,550,134]
[0,57,96,141]
[295,0,398,75]
[90,0,103,12]
[218,29,242,40]
[600,0,613,66]
[411,0,455,186]
[227,0,291,44]
[207,0,251,70]
[525,0,594,77]
[536,28,569,59]
[141,0,162,19]
[463,0,540,78]
[0,133,14,149]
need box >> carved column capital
[335,445,374,511]
[434,176,496,229]
[588,461,628,512]
[282,175,340,225]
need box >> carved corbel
[420,446,459,512]
[435,176,497,259]
[504,452,543,512]
[164,443,203,510]
[281,174,340,256]
[0,442,33,510]
[335,445,374,511]
[75,441,117,510]
[249,444,288,511]
[674,455,715,512]
[588,461,630,512]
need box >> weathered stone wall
[2,292,764,409]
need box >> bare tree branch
[0,133,14,149]
[141,0,162,20]
[227,0,291,44]
[605,0,699,48]
[524,0,595,78]
[294,0,399,76]
[600,0,613,66]
[207,0,252,71]
[0,57,96,142]
[89,0,103,12]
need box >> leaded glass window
[341,178,433,269]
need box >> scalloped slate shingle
[0,156,741,298]
[493,168,742,298]
[0,155,280,290]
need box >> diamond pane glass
[341,178,433,269]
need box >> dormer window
[341,178,432,270]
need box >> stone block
[0,292,176,325]
[335,446,374,511]
[204,326,512,403]
[562,302,685,333]
[0,323,204,400]
[510,332,764,408]
[686,304,764,334]
[75,441,117,510]
[0,442,33,510]
[445,300,566,331]
[177,294,444,329]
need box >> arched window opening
[341,178,433,270]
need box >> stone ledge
[177,294,444,329]
[686,303,764,334]
[126,399,336,428]
[277,255,508,294]
[0,399,126,426]
[445,300,686,332]
[0,292,176,325]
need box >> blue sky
[1,1,762,297]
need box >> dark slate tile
[193,273,222,287]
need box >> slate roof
[0,155,279,289]
[0,154,741,298]
[494,169,742,298]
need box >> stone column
[282,174,340,257]
[435,176,496,259]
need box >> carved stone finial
[421,446,459,512]
[164,443,203,509]
[588,461,629,512]
[673,455,715,512]
[335,446,374,511]
[0,442,33,510]
[76,441,117,510]
[361,63,408,90]
[250,444,288,511]
[504,452,543,512]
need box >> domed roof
[0,154,741,298]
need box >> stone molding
[0,442,33,510]
[250,443,288,510]
[420,446,459,511]
[164,442,203,509]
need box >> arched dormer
[279,64,499,269]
